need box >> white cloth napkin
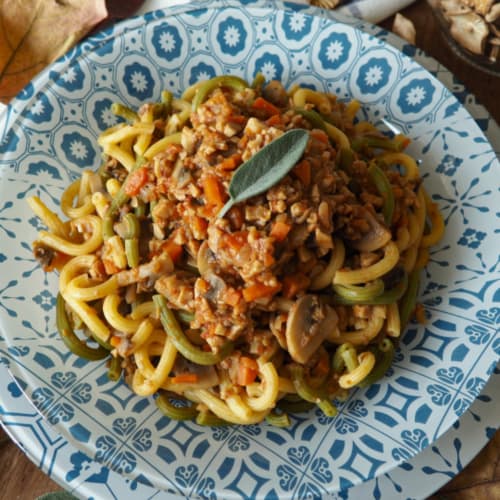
[137,0,416,24]
[336,0,416,24]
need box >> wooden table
[0,1,498,498]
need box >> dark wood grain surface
[0,1,498,499]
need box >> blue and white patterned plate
[1,359,498,500]
[0,1,499,497]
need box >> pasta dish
[28,75,444,426]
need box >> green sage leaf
[218,128,309,217]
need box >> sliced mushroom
[489,43,500,61]
[197,240,217,276]
[440,0,472,17]
[485,3,500,23]
[463,0,495,16]
[348,210,392,253]
[171,158,192,188]
[285,295,338,364]
[205,273,227,303]
[449,12,490,54]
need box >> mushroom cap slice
[440,0,472,18]
[449,12,489,54]
[285,294,338,364]
[197,240,216,276]
[348,209,392,253]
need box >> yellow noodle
[379,152,420,180]
[329,306,386,345]
[37,215,103,256]
[130,301,156,320]
[65,274,118,301]
[386,302,401,338]
[401,243,418,274]
[130,320,156,352]
[91,192,110,218]
[102,294,143,333]
[292,88,332,115]
[344,99,361,123]
[310,238,345,290]
[395,226,411,252]
[60,178,95,219]
[27,196,69,239]
[278,377,296,394]
[338,351,376,389]
[242,361,280,412]
[333,241,400,285]
[98,123,155,146]
[421,191,445,247]
[185,389,269,425]
[143,132,182,159]
[62,293,111,342]
[415,246,430,270]
[105,178,122,197]
[133,107,154,157]
[102,144,136,171]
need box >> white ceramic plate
[0,1,498,497]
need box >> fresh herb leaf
[218,129,309,218]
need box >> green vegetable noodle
[156,392,199,420]
[56,294,109,361]
[154,295,234,366]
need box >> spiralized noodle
[29,75,444,426]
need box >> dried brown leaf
[0,0,108,103]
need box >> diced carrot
[202,175,227,207]
[237,356,259,386]
[242,283,281,302]
[191,215,208,239]
[310,129,329,144]
[282,273,310,299]
[218,153,242,171]
[171,373,199,385]
[197,278,209,294]
[124,166,149,196]
[251,97,280,117]
[266,114,282,126]
[102,258,121,275]
[162,239,183,263]
[229,114,247,124]
[110,335,122,348]
[198,204,217,219]
[270,220,291,242]
[293,159,311,186]
[221,231,248,252]
[223,287,242,307]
